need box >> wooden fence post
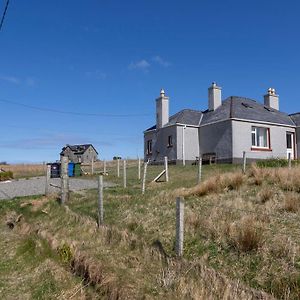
[117,159,120,178]
[288,153,292,169]
[60,156,69,204]
[242,151,247,174]
[104,160,107,174]
[176,197,184,257]
[142,160,149,194]
[138,158,141,180]
[45,164,51,196]
[197,157,202,184]
[123,160,127,188]
[164,156,169,182]
[98,175,104,226]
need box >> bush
[0,171,13,181]
[256,158,288,168]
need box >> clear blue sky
[0,0,299,163]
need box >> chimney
[264,88,279,110]
[208,82,222,111]
[156,88,169,129]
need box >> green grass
[2,161,300,298]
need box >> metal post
[98,175,104,226]
[45,164,51,196]
[242,151,246,174]
[138,158,141,180]
[117,158,120,177]
[142,160,148,194]
[60,156,69,204]
[197,157,202,184]
[104,160,106,174]
[176,197,184,257]
[91,159,94,175]
[288,153,292,169]
[123,160,127,188]
[164,156,169,182]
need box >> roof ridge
[225,96,258,103]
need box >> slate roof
[202,97,295,126]
[289,113,300,126]
[60,144,98,155]
[145,96,295,132]
[144,109,202,131]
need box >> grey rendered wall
[232,120,296,162]
[176,126,199,163]
[296,127,300,158]
[144,126,177,163]
[199,120,232,162]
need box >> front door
[286,132,294,159]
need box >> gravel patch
[0,177,115,200]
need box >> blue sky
[0,0,299,163]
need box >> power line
[0,0,10,31]
[0,98,151,118]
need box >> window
[251,126,270,149]
[146,140,152,155]
[287,133,292,149]
[167,135,173,147]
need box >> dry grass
[14,201,275,299]
[0,163,45,178]
[182,172,245,197]
[258,187,274,203]
[3,162,300,299]
[228,216,264,252]
[283,193,300,213]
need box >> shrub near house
[0,170,13,181]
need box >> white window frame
[251,126,270,149]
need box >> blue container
[68,163,75,177]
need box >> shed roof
[60,144,98,155]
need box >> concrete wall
[232,120,296,162]
[81,146,98,163]
[199,120,232,163]
[144,126,177,163]
[296,127,300,158]
[176,126,199,163]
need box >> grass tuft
[258,188,274,204]
[283,193,300,213]
[228,216,264,252]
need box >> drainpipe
[182,125,186,166]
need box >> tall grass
[0,164,45,178]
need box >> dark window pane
[287,134,292,149]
